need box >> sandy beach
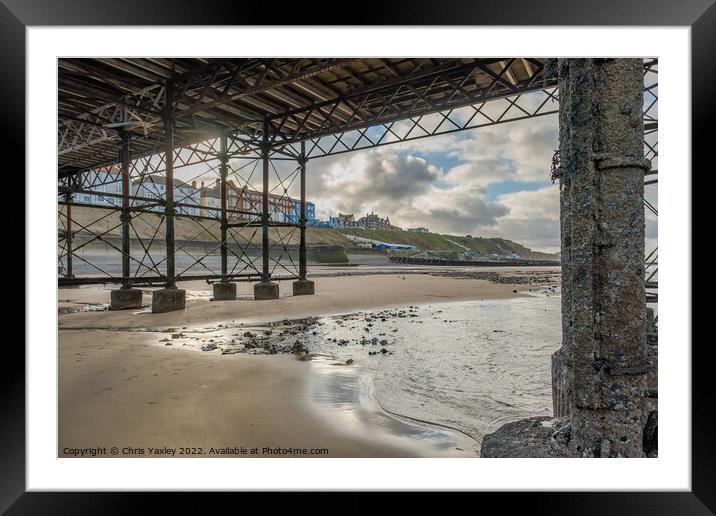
[58,267,559,458]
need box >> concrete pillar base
[212,282,236,301]
[481,416,577,458]
[292,279,315,296]
[110,287,143,310]
[551,346,570,418]
[254,281,279,300]
[152,288,186,313]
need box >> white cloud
[301,117,561,248]
[295,113,654,255]
[443,115,558,185]
[392,183,509,234]
[484,185,561,253]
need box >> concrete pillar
[551,346,570,418]
[213,131,236,302]
[213,281,237,301]
[293,141,314,296]
[152,287,186,314]
[558,58,650,457]
[254,118,279,300]
[152,80,185,313]
[111,287,144,310]
[480,58,651,459]
[551,58,575,419]
[111,130,143,310]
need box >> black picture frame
[4,0,707,512]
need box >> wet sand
[58,270,554,457]
[58,271,539,329]
[60,329,478,457]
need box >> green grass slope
[341,228,558,260]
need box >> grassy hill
[62,206,557,260]
[342,228,558,261]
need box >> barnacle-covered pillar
[558,58,650,457]
[483,59,650,458]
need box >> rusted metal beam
[164,81,176,288]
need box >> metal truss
[266,59,556,148]
[58,83,166,172]
[57,58,656,299]
[58,58,556,174]
[295,86,558,160]
[57,126,308,287]
[643,59,658,304]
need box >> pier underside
[57,57,657,456]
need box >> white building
[71,167,123,207]
[199,180,221,218]
[132,175,200,217]
[69,169,201,217]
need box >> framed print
[4,0,709,511]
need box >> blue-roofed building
[286,200,316,225]
[372,242,417,251]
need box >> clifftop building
[357,212,401,230]
[329,213,358,228]
[329,211,401,230]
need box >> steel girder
[265,59,556,147]
[58,58,556,174]
[57,58,656,299]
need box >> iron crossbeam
[295,88,559,160]
[59,58,557,174]
[58,273,300,288]
[267,60,556,146]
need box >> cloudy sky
[187,107,656,255]
[302,114,658,254]
[300,114,563,253]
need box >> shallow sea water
[304,294,562,451]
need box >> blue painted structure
[372,242,417,251]
[285,201,316,224]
